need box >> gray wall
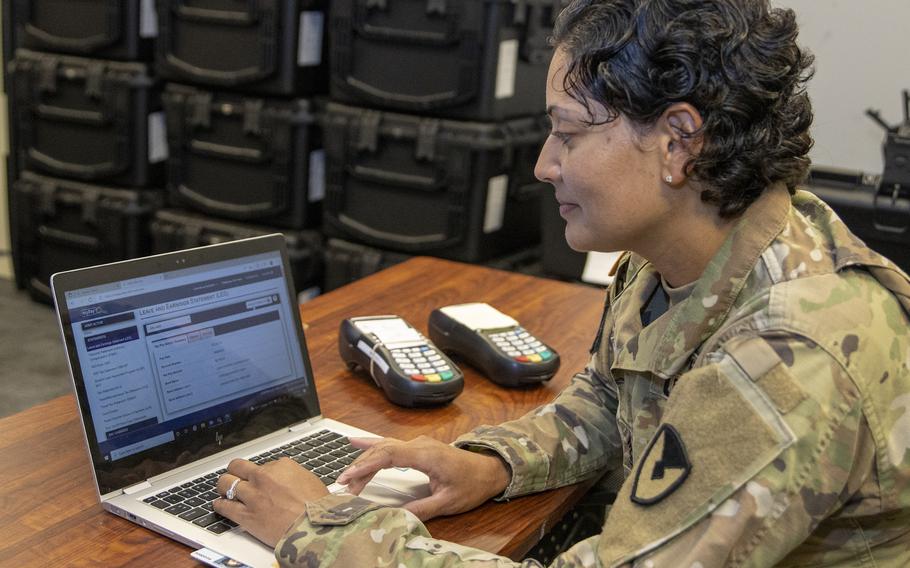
[782,0,910,174]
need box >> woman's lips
[558,203,578,217]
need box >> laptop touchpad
[332,468,431,507]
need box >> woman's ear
[661,103,704,186]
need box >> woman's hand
[337,435,511,521]
[214,457,329,548]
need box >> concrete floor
[0,278,72,418]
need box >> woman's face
[534,50,672,254]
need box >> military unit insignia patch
[631,423,692,506]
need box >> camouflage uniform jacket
[275,185,910,567]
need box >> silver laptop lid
[51,235,321,496]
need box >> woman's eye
[552,131,572,144]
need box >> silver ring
[225,478,241,501]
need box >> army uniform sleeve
[273,361,624,568]
[453,364,623,499]
[585,332,872,567]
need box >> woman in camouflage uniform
[215,1,910,566]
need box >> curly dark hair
[552,0,815,217]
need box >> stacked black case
[163,84,323,229]
[323,0,558,271]
[330,0,558,120]
[11,49,164,187]
[155,0,328,96]
[13,171,162,302]
[150,209,324,295]
[14,0,156,61]
[322,102,547,262]
[7,1,167,302]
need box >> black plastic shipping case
[13,0,157,60]
[13,171,164,304]
[10,49,165,187]
[323,238,412,292]
[330,0,559,120]
[807,168,910,274]
[156,0,328,96]
[322,102,547,262]
[163,84,323,229]
[150,208,324,295]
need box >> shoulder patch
[631,424,692,506]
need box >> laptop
[51,234,431,567]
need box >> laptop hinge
[123,480,153,495]
[289,416,324,433]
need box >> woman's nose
[534,137,559,184]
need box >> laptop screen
[53,236,320,494]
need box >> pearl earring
[665,175,673,183]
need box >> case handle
[34,104,108,126]
[349,165,445,192]
[37,225,102,250]
[173,0,260,25]
[27,148,123,179]
[163,54,276,84]
[162,1,277,85]
[189,140,266,163]
[23,0,122,53]
[335,213,457,247]
[176,184,279,217]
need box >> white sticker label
[308,149,326,203]
[298,12,325,67]
[438,303,518,331]
[581,251,623,286]
[483,174,508,233]
[354,318,423,348]
[140,0,159,38]
[494,39,519,99]
[356,340,391,374]
[147,111,168,163]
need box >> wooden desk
[0,257,605,566]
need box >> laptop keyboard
[140,429,363,534]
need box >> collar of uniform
[610,183,792,379]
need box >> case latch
[189,92,213,128]
[357,110,382,153]
[85,61,106,99]
[38,56,59,93]
[181,224,204,248]
[81,189,101,225]
[243,99,264,135]
[37,181,58,216]
[416,119,440,161]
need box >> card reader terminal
[428,303,560,387]
[339,316,464,407]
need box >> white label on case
[148,112,168,163]
[581,251,623,286]
[298,12,325,67]
[308,149,326,202]
[483,175,509,233]
[494,39,519,99]
[140,0,159,38]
